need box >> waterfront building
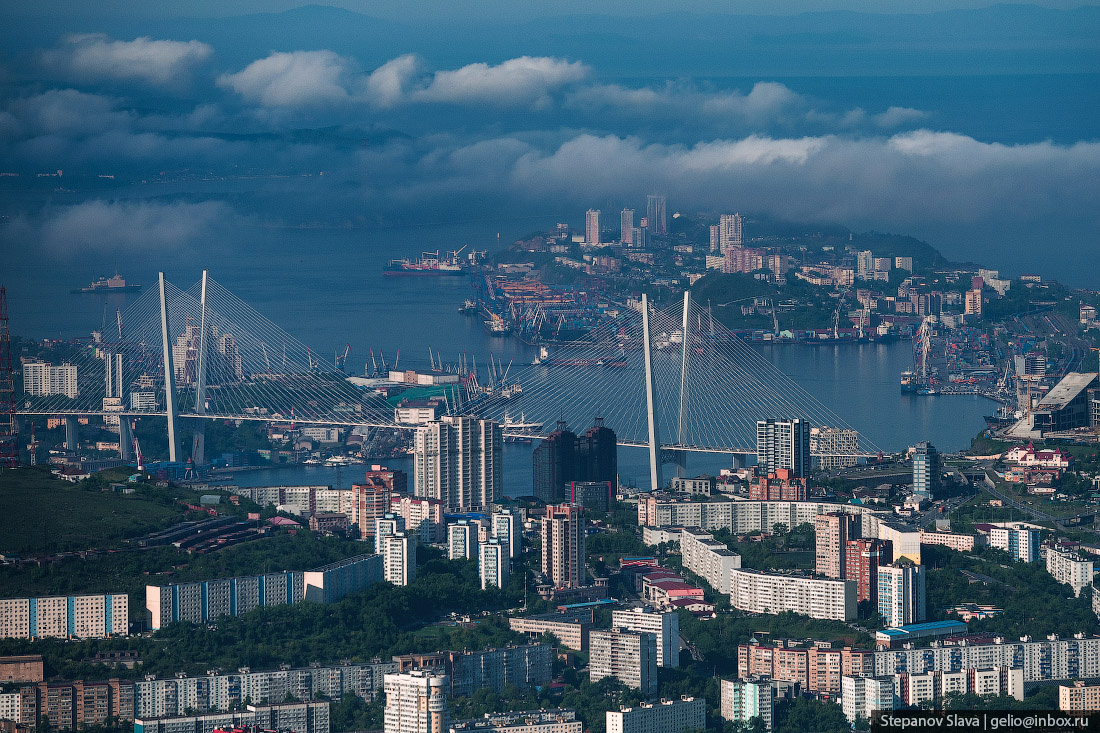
[384,671,447,733]
[718,213,742,254]
[452,710,580,733]
[646,195,667,235]
[755,419,810,478]
[841,676,894,724]
[448,521,476,560]
[606,697,704,733]
[728,569,856,621]
[414,417,501,511]
[610,607,679,668]
[0,594,128,639]
[22,360,78,398]
[720,679,771,732]
[532,422,577,503]
[586,209,600,245]
[679,529,740,594]
[382,532,416,586]
[989,526,1041,562]
[491,509,522,559]
[589,629,658,695]
[620,209,634,245]
[1046,547,1094,597]
[810,426,859,470]
[815,512,860,578]
[1031,372,1099,434]
[541,504,585,588]
[911,442,940,499]
[479,539,509,590]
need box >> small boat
[459,299,477,314]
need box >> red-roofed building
[642,575,705,608]
[1004,443,1071,470]
[749,468,809,501]
[267,516,301,528]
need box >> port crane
[335,343,351,371]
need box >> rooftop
[1036,372,1098,409]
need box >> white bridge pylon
[18,274,880,466]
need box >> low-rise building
[508,611,592,651]
[989,526,1041,563]
[919,530,984,552]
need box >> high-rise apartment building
[841,676,894,723]
[414,417,501,511]
[610,607,679,667]
[646,195,667,235]
[911,442,940,499]
[541,504,585,589]
[491,509,522,559]
[479,539,509,590]
[384,671,448,733]
[533,419,616,503]
[810,426,860,470]
[845,538,892,606]
[376,513,405,540]
[1046,547,1094,597]
[709,225,720,253]
[392,495,445,543]
[989,526,1040,563]
[351,482,391,540]
[856,250,874,279]
[620,209,634,245]
[816,512,860,578]
[22,360,78,398]
[447,521,476,560]
[589,629,658,695]
[756,418,810,478]
[877,563,926,627]
[585,209,601,245]
[718,214,743,254]
[382,532,416,587]
[532,422,577,503]
[720,679,772,732]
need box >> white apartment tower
[610,607,679,667]
[447,521,476,560]
[719,214,743,254]
[22,360,79,398]
[586,209,601,245]
[878,563,926,627]
[414,417,502,511]
[491,509,522,559]
[756,418,810,478]
[384,671,448,733]
[479,539,509,590]
[105,352,123,398]
[382,531,416,587]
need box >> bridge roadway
[17,408,761,455]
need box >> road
[981,471,1058,523]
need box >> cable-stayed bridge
[15,273,881,480]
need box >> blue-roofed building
[875,620,967,648]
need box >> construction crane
[335,343,351,371]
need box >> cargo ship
[384,247,468,276]
[72,274,142,293]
